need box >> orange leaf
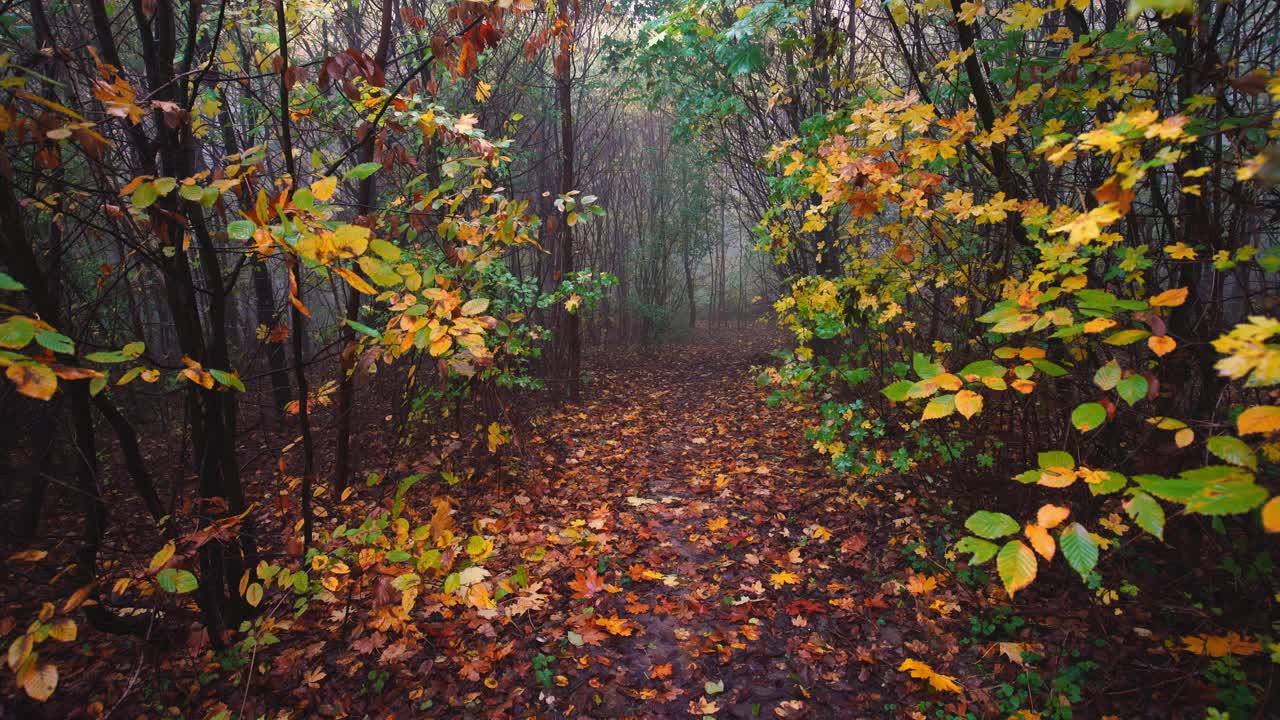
[1147,335,1176,356]
[1149,287,1189,307]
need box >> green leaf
[881,380,913,402]
[1038,450,1074,470]
[391,573,421,592]
[1116,374,1148,406]
[1058,523,1098,580]
[345,319,382,339]
[0,317,36,349]
[357,256,403,287]
[1071,402,1106,432]
[958,360,1004,379]
[1031,358,1068,377]
[369,237,401,261]
[996,540,1037,596]
[1134,474,1204,501]
[152,177,177,195]
[1128,0,1195,18]
[1088,471,1128,495]
[227,220,256,240]
[156,568,199,593]
[132,182,158,209]
[0,272,25,291]
[954,536,999,564]
[1015,469,1042,484]
[964,510,1019,539]
[293,188,315,210]
[1093,360,1122,391]
[1179,465,1254,484]
[1124,490,1165,540]
[85,350,130,363]
[913,352,942,379]
[922,394,955,420]
[35,331,74,355]
[345,162,382,181]
[1206,435,1257,469]
[208,368,246,392]
[704,679,725,695]
[1104,329,1150,346]
[1184,481,1268,516]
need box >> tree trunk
[556,0,580,401]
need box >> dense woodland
[1,0,1279,716]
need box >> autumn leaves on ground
[5,331,968,718]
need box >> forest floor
[8,329,1226,719]
[373,327,985,719]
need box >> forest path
[503,329,901,718]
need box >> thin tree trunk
[556,0,579,401]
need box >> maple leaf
[898,658,962,694]
[1181,632,1261,657]
[769,571,800,588]
[569,567,607,599]
[688,697,720,715]
[905,573,937,596]
[303,667,327,689]
[996,641,1034,665]
[649,663,673,679]
[707,516,729,532]
[506,581,548,617]
[595,615,634,636]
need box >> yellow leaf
[1262,496,1280,533]
[1036,504,1070,529]
[1024,524,1055,561]
[48,619,76,642]
[150,541,175,570]
[1175,427,1195,448]
[21,662,57,701]
[1083,317,1117,334]
[1149,287,1188,307]
[770,571,800,588]
[246,582,264,607]
[935,373,963,391]
[1148,335,1176,356]
[310,176,337,202]
[997,540,1037,596]
[1238,406,1280,435]
[1037,467,1076,488]
[922,395,956,420]
[8,549,47,562]
[465,582,494,609]
[955,389,983,419]
[429,334,452,357]
[7,363,57,400]
[1181,632,1261,657]
[595,615,634,636]
[906,573,937,596]
[898,658,962,694]
[707,516,729,532]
